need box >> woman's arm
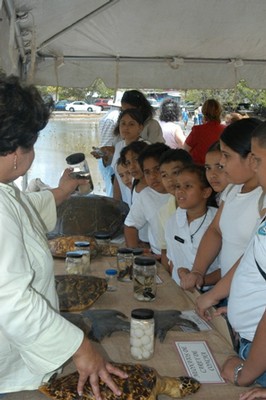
[50,168,80,206]
[183,143,191,152]
[174,126,186,148]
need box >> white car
[65,101,101,113]
[147,97,160,110]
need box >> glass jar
[65,251,84,275]
[74,241,91,274]
[132,248,144,259]
[133,256,157,301]
[94,231,111,245]
[66,152,94,195]
[130,308,155,360]
[105,269,118,291]
[117,248,134,282]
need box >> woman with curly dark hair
[0,74,126,396]
[121,90,164,143]
[159,98,185,148]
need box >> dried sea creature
[61,308,199,343]
[39,362,201,399]
[62,309,130,342]
[154,310,200,342]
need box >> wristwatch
[234,363,244,386]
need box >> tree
[183,81,266,109]
[37,78,115,102]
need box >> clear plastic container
[105,269,118,291]
[65,251,84,275]
[117,247,134,282]
[130,308,154,360]
[133,256,157,301]
[66,152,94,195]
[74,241,91,274]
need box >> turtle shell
[39,363,156,400]
[56,275,107,312]
[48,194,129,238]
[39,363,201,399]
[48,235,97,258]
[48,235,120,258]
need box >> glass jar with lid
[130,308,154,360]
[132,248,144,259]
[74,241,91,274]
[117,247,134,282]
[105,269,118,291]
[133,256,157,301]
[94,231,111,245]
[65,251,84,275]
[66,152,94,195]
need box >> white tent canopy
[1,0,266,89]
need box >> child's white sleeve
[124,196,146,229]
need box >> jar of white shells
[130,308,155,360]
[74,241,91,274]
[65,251,84,275]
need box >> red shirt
[185,121,225,165]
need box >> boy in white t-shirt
[156,149,193,269]
[124,143,170,255]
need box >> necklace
[190,211,208,243]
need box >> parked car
[53,100,70,111]
[93,98,111,111]
[147,97,160,110]
[65,101,101,113]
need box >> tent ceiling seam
[4,0,26,62]
[36,54,266,65]
[37,0,120,52]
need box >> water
[19,114,193,193]
[23,116,105,194]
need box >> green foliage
[182,81,266,108]
[37,78,115,102]
[37,79,266,109]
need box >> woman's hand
[51,168,89,206]
[73,337,128,400]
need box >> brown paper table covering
[4,256,246,399]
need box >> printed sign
[175,340,224,383]
[180,310,212,332]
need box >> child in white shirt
[165,165,219,286]
[124,143,170,255]
[156,149,193,268]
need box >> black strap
[255,258,266,281]
[253,215,266,281]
